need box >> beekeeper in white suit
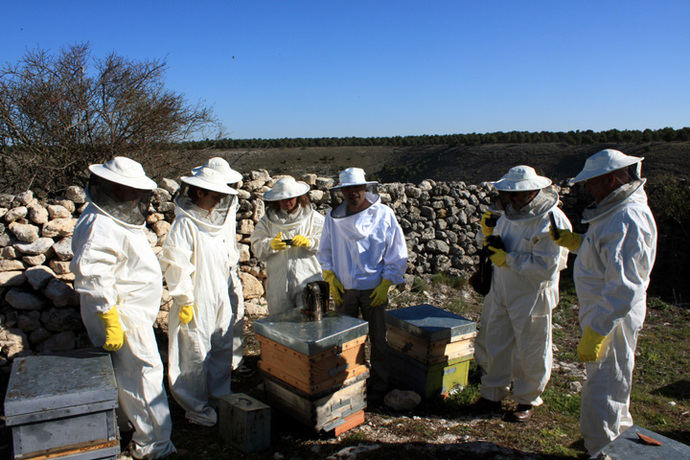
[159,166,237,426]
[192,158,248,373]
[550,149,657,454]
[71,156,175,459]
[251,176,324,314]
[317,167,407,400]
[475,165,571,422]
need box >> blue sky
[2,1,689,139]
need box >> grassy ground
[162,271,690,459]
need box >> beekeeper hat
[330,167,378,190]
[181,166,238,195]
[88,156,158,190]
[263,177,310,201]
[192,157,243,184]
[570,149,643,184]
[492,165,552,191]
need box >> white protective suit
[159,195,235,426]
[251,205,325,314]
[224,197,245,369]
[71,204,175,459]
[477,187,571,406]
[317,193,407,289]
[574,181,657,454]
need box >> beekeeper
[550,149,657,454]
[159,166,237,427]
[71,156,175,459]
[192,158,248,373]
[317,167,407,400]
[250,176,324,314]
[474,165,571,423]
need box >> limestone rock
[44,278,80,307]
[4,206,28,223]
[160,178,180,195]
[383,389,422,411]
[238,243,250,262]
[39,331,76,352]
[0,231,10,247]
[56,199,75,213]
[315,177,335,189]
[25,265,57,290]
[239,272,264,300]
[146,212,164,225]
[252,199,265,223]
[0,259,25,272]
[52,237,74,261]
[237,189,251,200]
[42,218,76,238]
[251,169,271,181]
[302,173,317,185]
[27,203,49,225]
[17,311,42,333]
[152,188,172,204]
[49,260,72,275]
[309,190,324,203]
[41,307,82,332]
[238,219,254,235]
[0,271,26,287]
[22,254,46,266]
[14,237,54,255]
[155,311,169,335]
[5,288,45,311]
[29,327,52,345]
[15,191,34,206]
[64,186,86,204]
[0,328,30,358]
[9,221,39,243]
[244,299,268,316]
[47,204,71,219]
[152,220,171,237]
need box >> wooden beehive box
[262,371,368,435]
[385,304,477,365]
[388,348,472,398]
[254,310,369,395]
[4,350,120,460]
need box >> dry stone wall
[0,169,573,367]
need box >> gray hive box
[592,424,690,459]
[385,304,476,341]
[4,350,120,460]
[254,309,369,356]
[218,393,271,453]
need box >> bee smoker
[301,281,330,321]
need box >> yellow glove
[270,232,287,251]
[549,226,582,252]
[480,211,497,237]
[369,279,393,307]
[98,306,124,352]
[291,234,310,248]
[179,304,194,325]
[488,246,507,267]
[323,270,344,306]
[577,326,606,362]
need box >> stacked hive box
[4,350,120,459]
[254,310,369,436]
[385,304,476,398]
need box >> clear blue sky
[2,1,689,139]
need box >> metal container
[4,349,120,460]
[254,310,368,356]
[301,281,330,321]
[593,424,690,459]
[218,393,271,453]
[385,304,476,342]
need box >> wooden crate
[389,348,472,399]
[387,326,476,365]
[263,373,367,433]
[257,334,368,395]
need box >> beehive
[4,350,120,460]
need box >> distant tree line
[182,127,690,150]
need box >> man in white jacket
[317,167,408,400]
[251,177,324,314]
[71,157,175,459]
[476,166,571,422]
[551,149,657,454]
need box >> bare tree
[0,43,219,194]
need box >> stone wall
[0,169,572,366]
